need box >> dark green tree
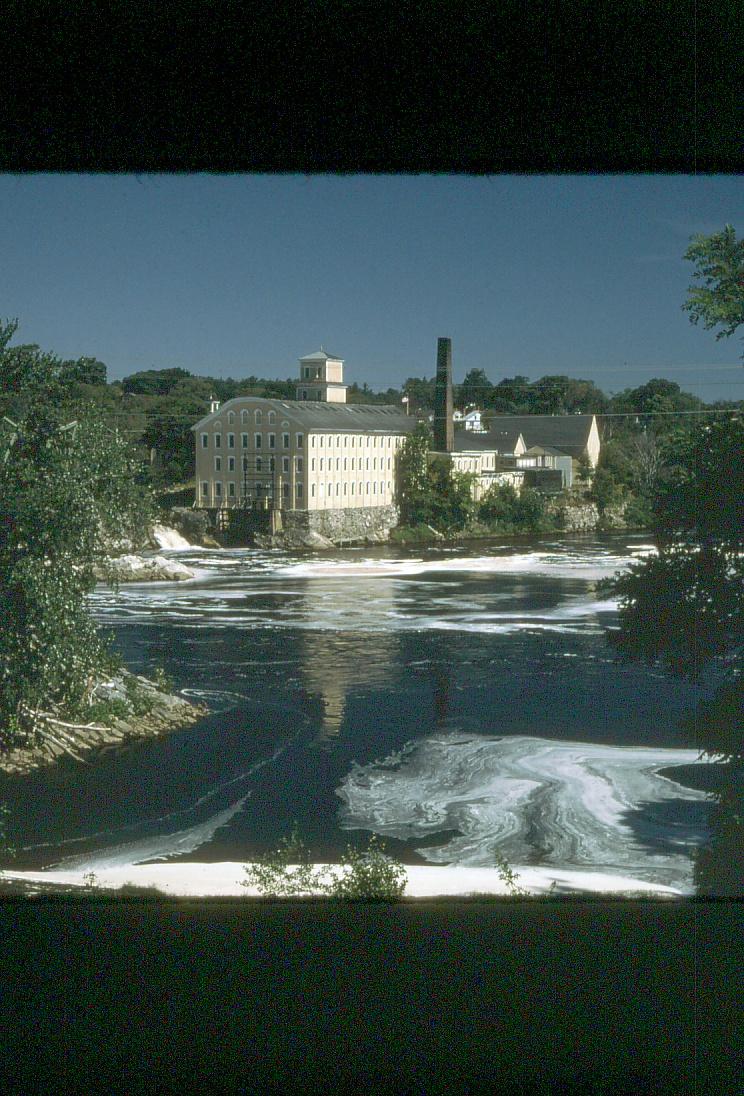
[606,227,744,893]
[0,320,155,753]
[456,368,492,411]
[683,224,744,351]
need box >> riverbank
[0,673,208,776]
[0,861,686,897]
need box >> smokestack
[433,337,454,453]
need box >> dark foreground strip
[1,896,740,1094]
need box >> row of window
[213,456,304,473]
[309,434,401,449]
[216,410,285,426]
[311,456,392,472]
[202,480,393,500]
[200,431,405,451]
[202,432,303,451]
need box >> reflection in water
[294,574,401,743]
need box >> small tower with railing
[295,349,348,403]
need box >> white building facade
[192,352,414,511]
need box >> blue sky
[1,174,742,402]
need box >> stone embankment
[255,504,400,549]
[0,674,208,776]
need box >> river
[2,533,716,893]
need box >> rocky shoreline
[0,673,208,776]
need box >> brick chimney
[432,337,454,453]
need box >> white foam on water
[272,551,633,581]
[151,524,192,551]
[336,734,713,890]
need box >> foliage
[455,368,492,411]
[241,827,407,900]
[477,483,556,534]
[683,224,744,351]
[493,849,528,896]
[0,320,155,750]
[608,417,743,679]
[587,466,624,515]
[0,803,15,863]
[327,835,408,900]
[396,424,478,532]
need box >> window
[282,482,289,498]
[336,436,341,447]
[282,433,289,448]
[241,433,248,448]
[215,481,222,497]
[214,433,222,448]
[228,412,235,424]
[311,484,315,497]
[201,481,209,496]
[335,483,340,496]
[268,434,275,449]
[343,482,347,495]
[343,436,348,447]
[373,482,377,494]
[343,458,347,470]
[366,458,369,470]
[255,410,262,424]
[351,482,355,495]
[241,410,249,424]
[215,456,222,471]
[319,436,324,447]
[311,458,315,471]
[256,457,262,472]
[201,434,209,448]
[255,433,262,449]
[296,433,304,448]
[304,367,310,378]
[366,482,370,494]
[297,457,303,473]
[268,411,276,424]
[296,483,303,499]
[302,390,308,400]
[228,457,235,471]
[269,457,275,472]
[242,457,249,472]
[228,482,236,497]
[336,458,340,471]
[228,434,235,448]
[320,458,324,471]
[351,436,355,448]
[310,436,315,447]
[282,457,289,473]
[387,457,391,470]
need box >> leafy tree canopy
[0,320,154,750]
[683,223,744,349]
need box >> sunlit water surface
[1,534,715,892]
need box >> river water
[2,533,716,892]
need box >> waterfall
[151,524,192,550]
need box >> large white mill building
[192,350,414,517]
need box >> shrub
[329,835,407,901]
[241,828,407,901]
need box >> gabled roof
[192,397,415,434]
[485,414,596,457]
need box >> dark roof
[452,429,523,454]
[193,397,415,434]
[485,414,596,457]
